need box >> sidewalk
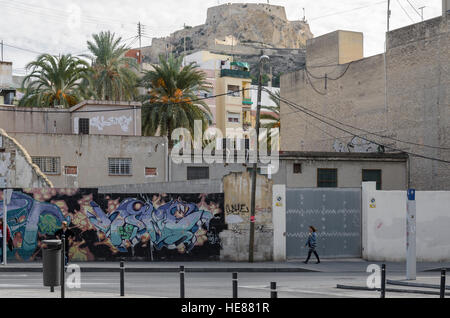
[1,258,449,273]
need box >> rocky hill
[141,3,313,82]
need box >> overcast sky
[0,0,442,75]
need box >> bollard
[61,235,65,299]
[380,264,386,298]
[440,269,446,299]
[270,282,277,298]
[120,260,125,297]
[232,273,238,298]
[180,266,185,298]
[50,286,54,293]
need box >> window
[145,167,158,177]
[317,168,338,188]
[187,167,209,180]
[32,157,61,175]
[0,135,3,149]
[79,118,90,135]
[227,85,241,97]
[227,112,241,123]
[293,163,302,174]
[363,169,382,190]
[108,158,132,176]
[64,166,78,176]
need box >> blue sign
[407,189,416,201]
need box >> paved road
[0,271,444,298]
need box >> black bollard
[270,282,277,298]
[120,260,125,297]
[380,264,386,298]
[440,269,446,299]
[180,266,185,298]
[232,273,238,298]
[61,235,65,299]
[50,286,54,293]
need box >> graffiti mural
[0,189,224,262]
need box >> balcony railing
[221,69,251,79]
[242,98,253,105]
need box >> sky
[0,0,443,75]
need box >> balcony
[221,69,251,79]
[242,98,253,106]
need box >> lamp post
[249,53,269,263]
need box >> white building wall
[362,182,450,262]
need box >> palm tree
[141,54,212,144]
[19,54,90,108]
[260,89,280,130]
[260,89,280,150]
[85,31,138,101]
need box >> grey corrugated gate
[286,188,361,259]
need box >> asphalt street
[0,271,444,298]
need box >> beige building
[280,13,449,190]
[6,133,168,188]
[0,101,167,188]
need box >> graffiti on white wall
[90,116,133,132]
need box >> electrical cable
[270,93,450,163]
[265,88,450,151]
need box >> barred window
[32,157,61,175]
[79,118,90,135]
[317,168,338,188]
[108,158,132,176]
[187,167,209,180]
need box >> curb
[0,267,320,273]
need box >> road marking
[239,285,368,298]
[0,274,28,277]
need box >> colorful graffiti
[0,189,224,261]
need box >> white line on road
[239,285,367,298]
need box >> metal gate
[286,188,361,259]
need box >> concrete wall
[71,101,142,136]
[168,153,407,190]
[0,106,72,134]
[0,129,52,188]
[272,184,286,261]
[8,133,167,188]
[281,15,450,190]
[274,157,407,190]
[220,172,273,261]
[362,182,450,262]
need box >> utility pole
[137,22,144,71]
[387,0,391,32]
[249,53,269,263]
[1,40,3,61]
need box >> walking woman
[303,226,320,264]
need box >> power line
[265,89,450,151]
[269,92,450,163]
[309,1,387,21]
[405,0,422,18]
[0,88,255,114]
[396,0,416,23]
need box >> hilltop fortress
[141,3,314,79]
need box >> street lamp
[249,53,270,263]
